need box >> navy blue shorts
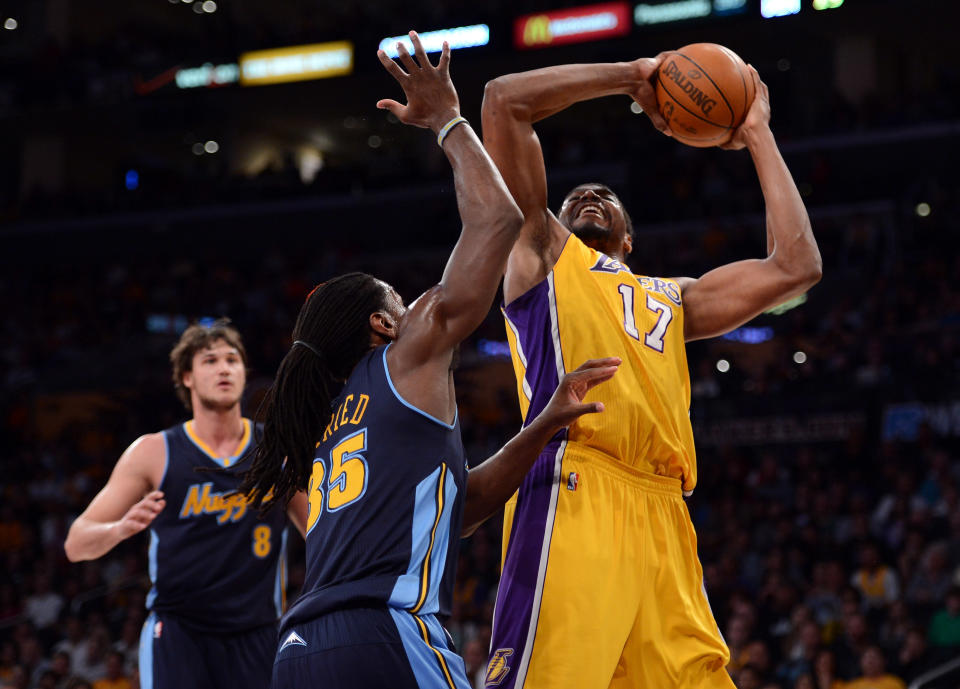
[272,607,470,689]
[139,611,275,689]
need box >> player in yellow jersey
[479,58,822,689]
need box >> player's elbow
[63,534,83,562]
[482,78,526,122]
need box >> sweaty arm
[375,34,522,411]
[481,60,667,301]
[678,68,822,342]
[462,358,619,537]
[64,434,166,562]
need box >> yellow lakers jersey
[503,233,698,492]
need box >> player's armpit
[678,255,821,342]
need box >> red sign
[514,2,631,49]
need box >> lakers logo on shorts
[485,648,514,686]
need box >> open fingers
[438,41,450,76]
[396,41,419,73]
[409,31,431,69]
[377,49,407,82]
[376,98,406,119]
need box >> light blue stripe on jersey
[139,611,156,689]
[274,526,289,617]
[388,465,445,609]
[421,468,457,615]
[388,608,470,689]
[146,529,159,608]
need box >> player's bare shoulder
[115,431,167,491]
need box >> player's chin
[199,392,242,412]
[570,220,611,241]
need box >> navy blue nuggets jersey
[281,344,467,630]
[149,419,289,633]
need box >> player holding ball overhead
[480,50,822,688]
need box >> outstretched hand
[721,66,770,151]
[376,31,460,134]
[539,357,621,430]
[629,53,672,136]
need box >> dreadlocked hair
[238,272,390,513]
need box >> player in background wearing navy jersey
[237,33,621,688]
[64,320,308,689]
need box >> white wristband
[437,116,468,147]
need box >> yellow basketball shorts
[484,441,732,689]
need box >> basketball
[654,43,756,148]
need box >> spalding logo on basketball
[654,42,756,148]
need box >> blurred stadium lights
[378,24,490,58]
[516,3,630,48]
[239,42,353,86]
[793,351,808,364]
[203,140,219,154]
[176,63,239,89]
[916,202,931,217]
[812,0,843,8]
[3,18,17,30]
[712,0,747,15]
[760,0,801,17]
[630,101,643,114]
[124,170,139,191]
[634,0,710,25]
[722,327,774,344]
[716,359,731,373]
[191,143,205,155]
[202,1,217,13]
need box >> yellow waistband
[564,443,683,498]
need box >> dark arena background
[2,1,960,688]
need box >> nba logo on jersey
[485,648,514,686]
[566,472,579,491]
[153,621,163,639]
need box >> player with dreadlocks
[238,33,621,689]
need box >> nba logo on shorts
[566,472,579,491]
[485,648,514,686]
[153,621,163,638]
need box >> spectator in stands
[927,586,960,650]
[843,646,905,689]
[895,626,936,684]
[850,542,899,612]
[23,571,64,633]
[834,611,873,679]
[91,651,130,689]
[906,542,954,616]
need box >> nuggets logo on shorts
[485,648,514,686]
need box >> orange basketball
[654,43,755,148]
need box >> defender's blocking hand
[538,357,621,430]
[376,31,460,134]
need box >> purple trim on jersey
[503,280,560,428]
[486,440,565,689]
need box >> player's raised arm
[376,33,522,359]
[481,59,668,300]
[462,358,620,537]
[677,68,822,342]
[64,434,166,561]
